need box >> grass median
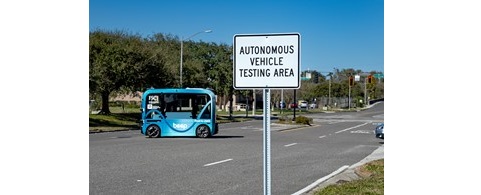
[314,159,384,195]
[89,113,140,133]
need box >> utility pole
[348,85,351,110]
[364,76,367,107]
[328,72,332,109]
[348,76,353,110]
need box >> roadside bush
[295,115,313,126]
[278,115,294,124]
[278,115,288,122]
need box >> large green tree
[142,33,178,89]
[89,30,159,114]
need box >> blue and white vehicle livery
[140,88,218,138]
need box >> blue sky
[89,0,383,73]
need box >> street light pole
[180,29,212,88]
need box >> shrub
[278,115,294,124]
[295,115,313,126]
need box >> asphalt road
[90,102,384,195]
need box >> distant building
[110,91,143,103]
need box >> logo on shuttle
[173,123,188,130]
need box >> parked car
[299,101,308,108]
[375,123,384,139]
[236,104,248,111]
[289,102,297,109]
[309,103,316,109]
[279,101,286,109]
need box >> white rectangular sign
[233,33,300,89]
[355,75,360,82]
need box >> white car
[299,101,308,108]
[236,104,247,111]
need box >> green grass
[314,159,384,195]
[89,110,140,133]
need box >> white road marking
[204,159,233,167]
[319,135,326,139]
[284,143,297,147]
[335,123,369,134]
[350,130,371,134]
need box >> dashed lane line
[334,122,369,134]
[203,159,233,167]
[284,143,298,147]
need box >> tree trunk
[99,91,111,115]
[228,88,233,120]
[222,95,226,111]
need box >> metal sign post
[263,89,271,195]
[233,33,300,195]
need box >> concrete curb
[276,124,319,132]
[303,144,384,194]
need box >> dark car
[375,123,384,139]
[279,102,286,109]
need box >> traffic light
[367,75,372,84]
[349,76,354,86]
